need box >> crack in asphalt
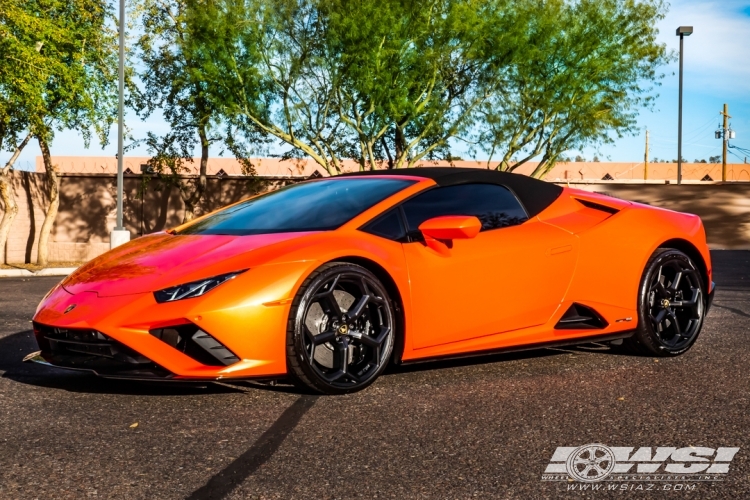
[185,395,318,500]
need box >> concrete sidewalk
[0,267,77,278]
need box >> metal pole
[677,33,684,184]
[116,0,125,230]
[722,103,728,181]
[644,129,649,180]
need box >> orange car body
[31,169,714,381]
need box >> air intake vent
[555,303,608,330]
[574,198,620,215]
[34,323,151,364]
[150,324,240,366]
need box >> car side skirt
[397,331,635,366]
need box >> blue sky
[6,0,750,170]
[581,0,750,164]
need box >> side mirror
[418,216,481,254]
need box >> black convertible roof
[338,167,563,218]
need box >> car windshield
[177,177,415,236]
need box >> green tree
[132,0,256,223]
[479,0,671,177]
[189,0,525,174]
[0,0,50,263]
[16,0,118,266]
[322,0,521,170]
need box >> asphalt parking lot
[1,251,748,499]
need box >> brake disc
[305,290,355,369]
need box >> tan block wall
[2,171,49,264]
[1,171,280,264]
[3,171,750,265]
[37,156,750,182]
[569,182,750,249]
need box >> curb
[0,267,78,278]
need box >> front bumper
[28,267,302,380]
[24,351,175,381]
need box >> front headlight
[154,270,247,303]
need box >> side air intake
[555,303,608,330]
[149,324,240,366]
[574,198,620,215]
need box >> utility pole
[676,26,693,184]
[644,129,649,180]
[721,103,731,182]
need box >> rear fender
[562,204,707,318]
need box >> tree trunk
[181,123,209,224]
[0,171,19,265]
[0,133,31,264]
[394,125,405,168]
[37,135,60,266]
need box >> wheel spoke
[669,271,683,291]
[653,280,668,298]
[359,277,370,295]
[303,324,317,342]
[687,289,702,319]
[651,308,667,325]
[673,287,700,308]
[667,310,682,337]
[311,330,337,346]
[303,325,317,358]
[346,295,370,321]
[316,291,342,317]
[328,338,349,381]
[358,325,390,348]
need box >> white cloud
[659,0,750,95]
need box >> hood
[62,231,316,297]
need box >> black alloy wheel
[286,263,395,394]
[624,248,706,356]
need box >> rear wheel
[286,263,395,394]
[623,248,706,356]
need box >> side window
[360,208,407,241]
[401,183,528,233]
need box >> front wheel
[623,248,706,356]
[286,263,395,394]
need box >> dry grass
[0,261,84,271]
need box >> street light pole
[111,0,130,248]
[117,0,124,229]
[676,26,693,185]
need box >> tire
[623,248,706,356]
[286,262,395,395]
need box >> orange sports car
[27,168,715,394]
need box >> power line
[728,149,745,163]
[729,144,750,157]
[648,114,717,141]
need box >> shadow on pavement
[0,329,245,395]
[1,327,632,394]
[383,340,627,376]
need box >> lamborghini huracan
[27,167,715,394]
